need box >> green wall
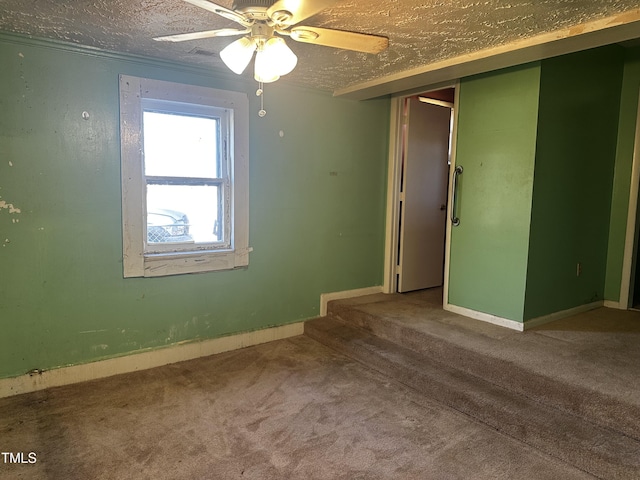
[524,46,624,319]
[604,47,640,303]
[448,64,541,321]
[0,34,390,378]
[449,47,628,323]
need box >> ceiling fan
[154,0,389,84]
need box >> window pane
[146,184,222,246]
[143,111,219,178]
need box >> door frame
[382,96,404,294]
[382,82,460,298]
[618,91,640,309]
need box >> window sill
[124,247,252,278]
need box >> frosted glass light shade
[264,37,298,76]
[254,37,297,83]
[254,48,280,83]
[220,37,256,75]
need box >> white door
[397,97,452,293]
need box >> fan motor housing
[233,0,275,18]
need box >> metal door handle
[451,165,463,226]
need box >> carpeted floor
[308,288,640,478]
[327,288,640,418]
[0,335,593,480]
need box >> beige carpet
[0,336,591,480]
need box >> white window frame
[119,74,250,277]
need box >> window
[119,75,250,277]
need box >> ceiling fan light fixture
[254,36,297,83]
[254,47,280,83]
[220,36,256,74]
[262,36,298,76]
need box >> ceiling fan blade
[267,0,339,26]
[289,26,388,54]
[181,0,252,27]
[154,28,250,42]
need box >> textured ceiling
[1,0,640,96]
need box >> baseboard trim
[444,301,605,332]
[523,301,603,329]
[0,322,304,399]
[320,286,383,316]
[444,304,525,331]
[604,300,623,309]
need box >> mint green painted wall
[448,64,541,321]
[0,35,390,378]
[604,47,640,303]
[524,47,624,319]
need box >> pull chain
[256,82,266,117]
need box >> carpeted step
[326,298,640,442]
[305,316,640,480]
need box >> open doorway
[383,86,456,296]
